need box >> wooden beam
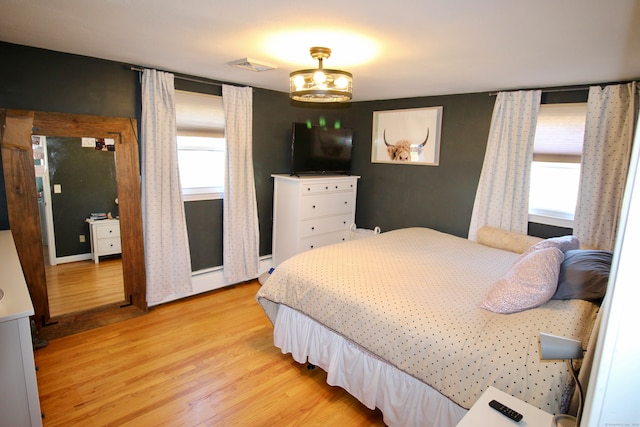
[1,109,50,328]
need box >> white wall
[581,120,640,426]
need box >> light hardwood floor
[45,258,125,317]
[34,281,386,426]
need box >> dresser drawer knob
[312,205,316,209]
[311,226,315,230]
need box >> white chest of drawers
[87,218,121,264]
[271,174,359,267]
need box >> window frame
[175,90,225,201]
[528,102,587,228]
[528,161,582,228]
[176,135,225,201]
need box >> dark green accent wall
[46,137,118,257]
[1,42,139,234]
[184,199,223,269]
[528,222,573,239]
[1,41,587,271]
[0,42,139,117]
[0,43,234,270]
[349,95,495,237]
[0,42,350,270]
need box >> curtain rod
[489,80,637,96]
[130,66,223,87]
[488,86,590,96]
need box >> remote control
[488,399,523,422]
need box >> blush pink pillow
[519,235,580,259]
[481,247,564,314]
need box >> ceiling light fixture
[289,47,352,103]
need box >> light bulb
[293,75,306,89]
[334,76,349,88]
[313,71,326,84]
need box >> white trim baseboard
[148,256,272,307]
[54,253,93,265]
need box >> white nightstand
[457,386,553,427]
[86,218,121,264]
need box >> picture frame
[371,106,443,165]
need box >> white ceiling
[1,0,639,102]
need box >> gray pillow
[552,250,613,301]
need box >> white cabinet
[0,231,42,427]
[87,219,121,264]
[271,174,359,266]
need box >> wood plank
[37,302,147,342]
[34,282,386,426]
[113,121,147,311]
[45,258,125,317]
[1,109,50,328]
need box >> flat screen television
[290,122,353,175]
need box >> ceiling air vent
[228,58,277,72]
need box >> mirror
[1,109,146,338]
[33,135,125,316]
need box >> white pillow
[481,247,564,314]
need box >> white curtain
[573,82,637,250]
[141,69,193,304]
[222,84,260,284]
[468,90,542,241]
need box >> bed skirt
[273,304,467,427]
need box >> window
[177,135,225,200]
[528,103,587,228]
[175,90,225,201]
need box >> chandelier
[289,47,352,103]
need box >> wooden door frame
[1,109,147,332]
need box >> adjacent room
[1,1,639,426]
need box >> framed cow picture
[371,106,443,165]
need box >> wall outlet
[79,234,86,243]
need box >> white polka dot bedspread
[256,227,598,414]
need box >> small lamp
[539,332,584,427]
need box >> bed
[256,227,603,426]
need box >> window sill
[528,213,574,229]
[183,192,223,202]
